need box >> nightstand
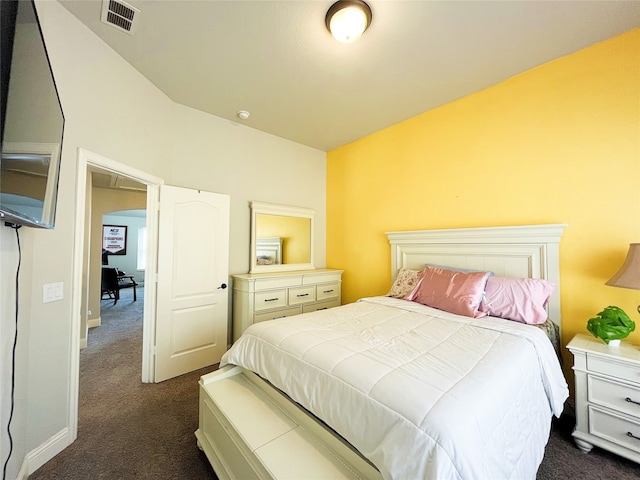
[567,333,640,464]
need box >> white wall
[0,225,33,479]
[0,1,326,478]
[168,105,327,275]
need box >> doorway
[70,148,163,445]
[86,170,147,344]
[70,148,230,444]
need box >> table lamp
[606,243,640,313]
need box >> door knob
[218,283,227,290]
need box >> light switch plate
[43,282,63,303]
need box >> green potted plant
[587,306,635,346]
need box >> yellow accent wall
[327,29,640,365]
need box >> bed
[196,224,569,480]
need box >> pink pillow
[404,266,490,318]
[479,276,555,325]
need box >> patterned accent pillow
[387,268,420,298]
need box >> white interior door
[154,185,230,382]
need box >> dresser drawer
[588,355,640,385]
[589,406,640,454]
[303,272,342,285]
[232,270,343,342]
[254,290,287,311]
[303,299,340,313]
[317,283,340,301]
[589,375,640,419]
[254,306,302,323]
[288,286,316,306]
[254,277,302,291]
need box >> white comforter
[221,296,569,480]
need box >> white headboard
[256,237,283,265]
[386,224,567,326]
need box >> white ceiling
[58,0,640,152]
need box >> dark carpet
[29,287,639,479]
[29,287,218,480]
[538,412,639,479]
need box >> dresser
[567,333,640,464]
[232,269,343,342]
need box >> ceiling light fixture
[237,110,250,120]
[325,0,372,44]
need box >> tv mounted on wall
[0,0,64,229]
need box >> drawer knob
[625,397,640,406]
[323,289,334,293]
[297,293,309,297]
[627,431,640,441]
[264,298,280,302]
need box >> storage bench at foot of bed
[195,365,382,480]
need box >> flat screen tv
[0,0,64,229]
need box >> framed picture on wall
[103,224,127,255]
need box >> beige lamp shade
[606,243,640,290]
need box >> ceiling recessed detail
[92,172,147,192]
[101,0,139,35]
[237,110,250,120]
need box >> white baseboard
[80,337,87,349]
[88,316,101,328]
[25,427,70,476]
[16,458,29,480]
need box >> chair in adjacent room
[101,267,121,304]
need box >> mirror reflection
[255,214,311,265]
[0,152,53,222]
[250,202,315,273]
[0,0,64,228]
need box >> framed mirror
[250,201,314,273]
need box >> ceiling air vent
[101,0,139,35]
